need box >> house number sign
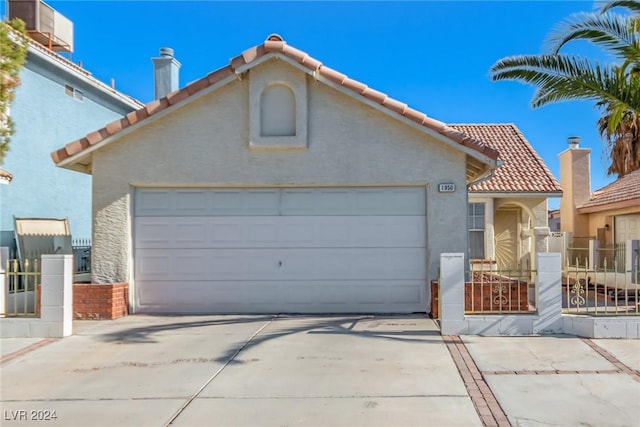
[438,183,456,193]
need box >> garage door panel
[134,186,427,314]
[136,216,425,249]
[136,280,425,313]
[280,187,425,216]
[615,215,640,243]
[135,248,426,281]
[136,189,281,216]
[137,187,425,217]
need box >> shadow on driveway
[97,314,442,364]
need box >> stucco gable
[51,34,499,173]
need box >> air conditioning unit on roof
[7,0,74,53]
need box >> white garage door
[134,187,427,313]
[615,214,640,243]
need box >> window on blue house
[64,85,84,101]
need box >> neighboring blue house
[0,16,141,247]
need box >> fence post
[533,252,563,334]
[627,240,640,284]
[0,247,7,317]
[40,254,73,337]
[588,239,599,270]
[439,253,466,335]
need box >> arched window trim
[260,83,296,137]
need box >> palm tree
[490,0,640,177]
[598,105,640,175]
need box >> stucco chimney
[558,136,591,237]
[152,47,181,99]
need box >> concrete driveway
[2,315,639,427]
[1,315,480,427]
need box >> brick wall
[430,276,530,319]
[430,280,439,319]
[73,283,129,320]
[465,277,530,312]
[37,283,129,320]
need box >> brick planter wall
[429,276,530,319]
[37,283,129,320]
[430,280,439,319]
[465,279,529,312]
[73,283,129,320]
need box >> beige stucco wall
[468,196,549,269]
[586,206,640,244]
[91,59,469,285]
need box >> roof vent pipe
[152,47,181,99]
[567,136,580,149]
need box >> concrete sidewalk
[1,315,639,427]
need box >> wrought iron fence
[72,238,91,274]
[465,262,537,314]
[4,258,40,317]
[8,238,91,274]
[563,257,639,316]
[595,242,626,273]
[566,236,591,267]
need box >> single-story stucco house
[459,124,562,272]
[51,34,507,315]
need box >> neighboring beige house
[50,34,501,314]
[454,124,562,271]
[560,141,640,247]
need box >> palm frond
[490,55,640,113]
[545,12,640,64]
[600,0,640,14]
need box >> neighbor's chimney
[558,136,591,237]
[152,47,181,99]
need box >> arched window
[260,84,295,136]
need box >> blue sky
[3,1,620,206]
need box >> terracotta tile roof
[0,168,13,183]
[451,124,562,194]
[51,34,499,166]
[579,169,640,210]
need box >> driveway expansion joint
[163,316,276,426]
[443,336,511,427]
[581,338,640,383]
[483,369,623,375]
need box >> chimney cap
[159,47,174,58]
[567,136,580,149]
[266,34,284,42]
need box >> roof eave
[469,191,563,198]
[577,197,640,214]
[26,41,142,111]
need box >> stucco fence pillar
[439,252,563,335]
[1,255,73,338]
[0,247,8,316]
